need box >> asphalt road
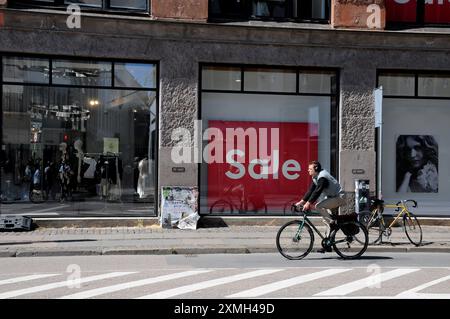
[0,252,449,299]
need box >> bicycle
[209,184,268,214]
[358,199,422,246]
[276,205,368,260]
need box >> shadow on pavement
[198,218,229,228]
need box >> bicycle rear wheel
[332,221,368,260]
[403,213,422,246]
[276,220,314,260]
[359,211,383,245]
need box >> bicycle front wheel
[332,221,368,260]
[276,220,314,260]
[209,200,233,214]
[403,213,422,246]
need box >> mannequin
[59,142,68,162]
[74,139,84,183]
[137,157,149,198]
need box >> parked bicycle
[276,205,368,260]
[358,199,422,246]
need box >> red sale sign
[387,0,450,24]
[206,120,318,214]
[425,0,450,24]
[386,0,417,23]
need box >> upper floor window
[209,0,330,23]
[9,0,149,13]
[386,0,450,25]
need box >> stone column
[151,0,208,21]
[339,65,378,214]
[158,42,199,212]
[331,0,386,29]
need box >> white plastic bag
[177,212,200,230]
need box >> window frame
[8,0,150,15]
[377,70,450,100]
[208,0,331,24]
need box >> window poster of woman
[396,135,439,193]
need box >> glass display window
[1,56,158,217]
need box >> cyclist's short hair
[309,160,322,173]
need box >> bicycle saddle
[370,198,384,206]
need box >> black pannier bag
[336,213,360,236]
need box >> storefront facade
[0,1,449,218]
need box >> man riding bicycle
[295,160,346,253]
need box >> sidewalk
[0,223,449,257]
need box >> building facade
[0,0,449,218]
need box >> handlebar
[405,199,418,208]
[396,199,418,210]
[291,204,311,214]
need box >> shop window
[9,0,149,13]
[114,63,157,89]
[378,73,415,96]
[64,0,102,7]
[424,1,450,24]
[1,56,157,217]
[52,60,112,86]
[2,57,50,84]
[386,0,450,26]
[244,68,296,93]
[378,70,450,216]
[299,71,335,94]
[110,0,147,10]
[418,75,450,98]
[209,0,330,22]
[202,66,242,91]
[200,65,337,215]
[209,0,250,19]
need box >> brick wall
[151,0,208,21]
[332,0,386,29]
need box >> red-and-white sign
[386,0,450,24]
[424,0,450,23]
[207,120,318,214]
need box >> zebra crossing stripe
[0,272,135,299]
[0,274,59,286]
[59,270,212,299]
[136,269,283,299]
[314,268,420,296]
[396,274,450,298]
[227,268,352,298]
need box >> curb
[2,246,450,258]
[29,216,450,229]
